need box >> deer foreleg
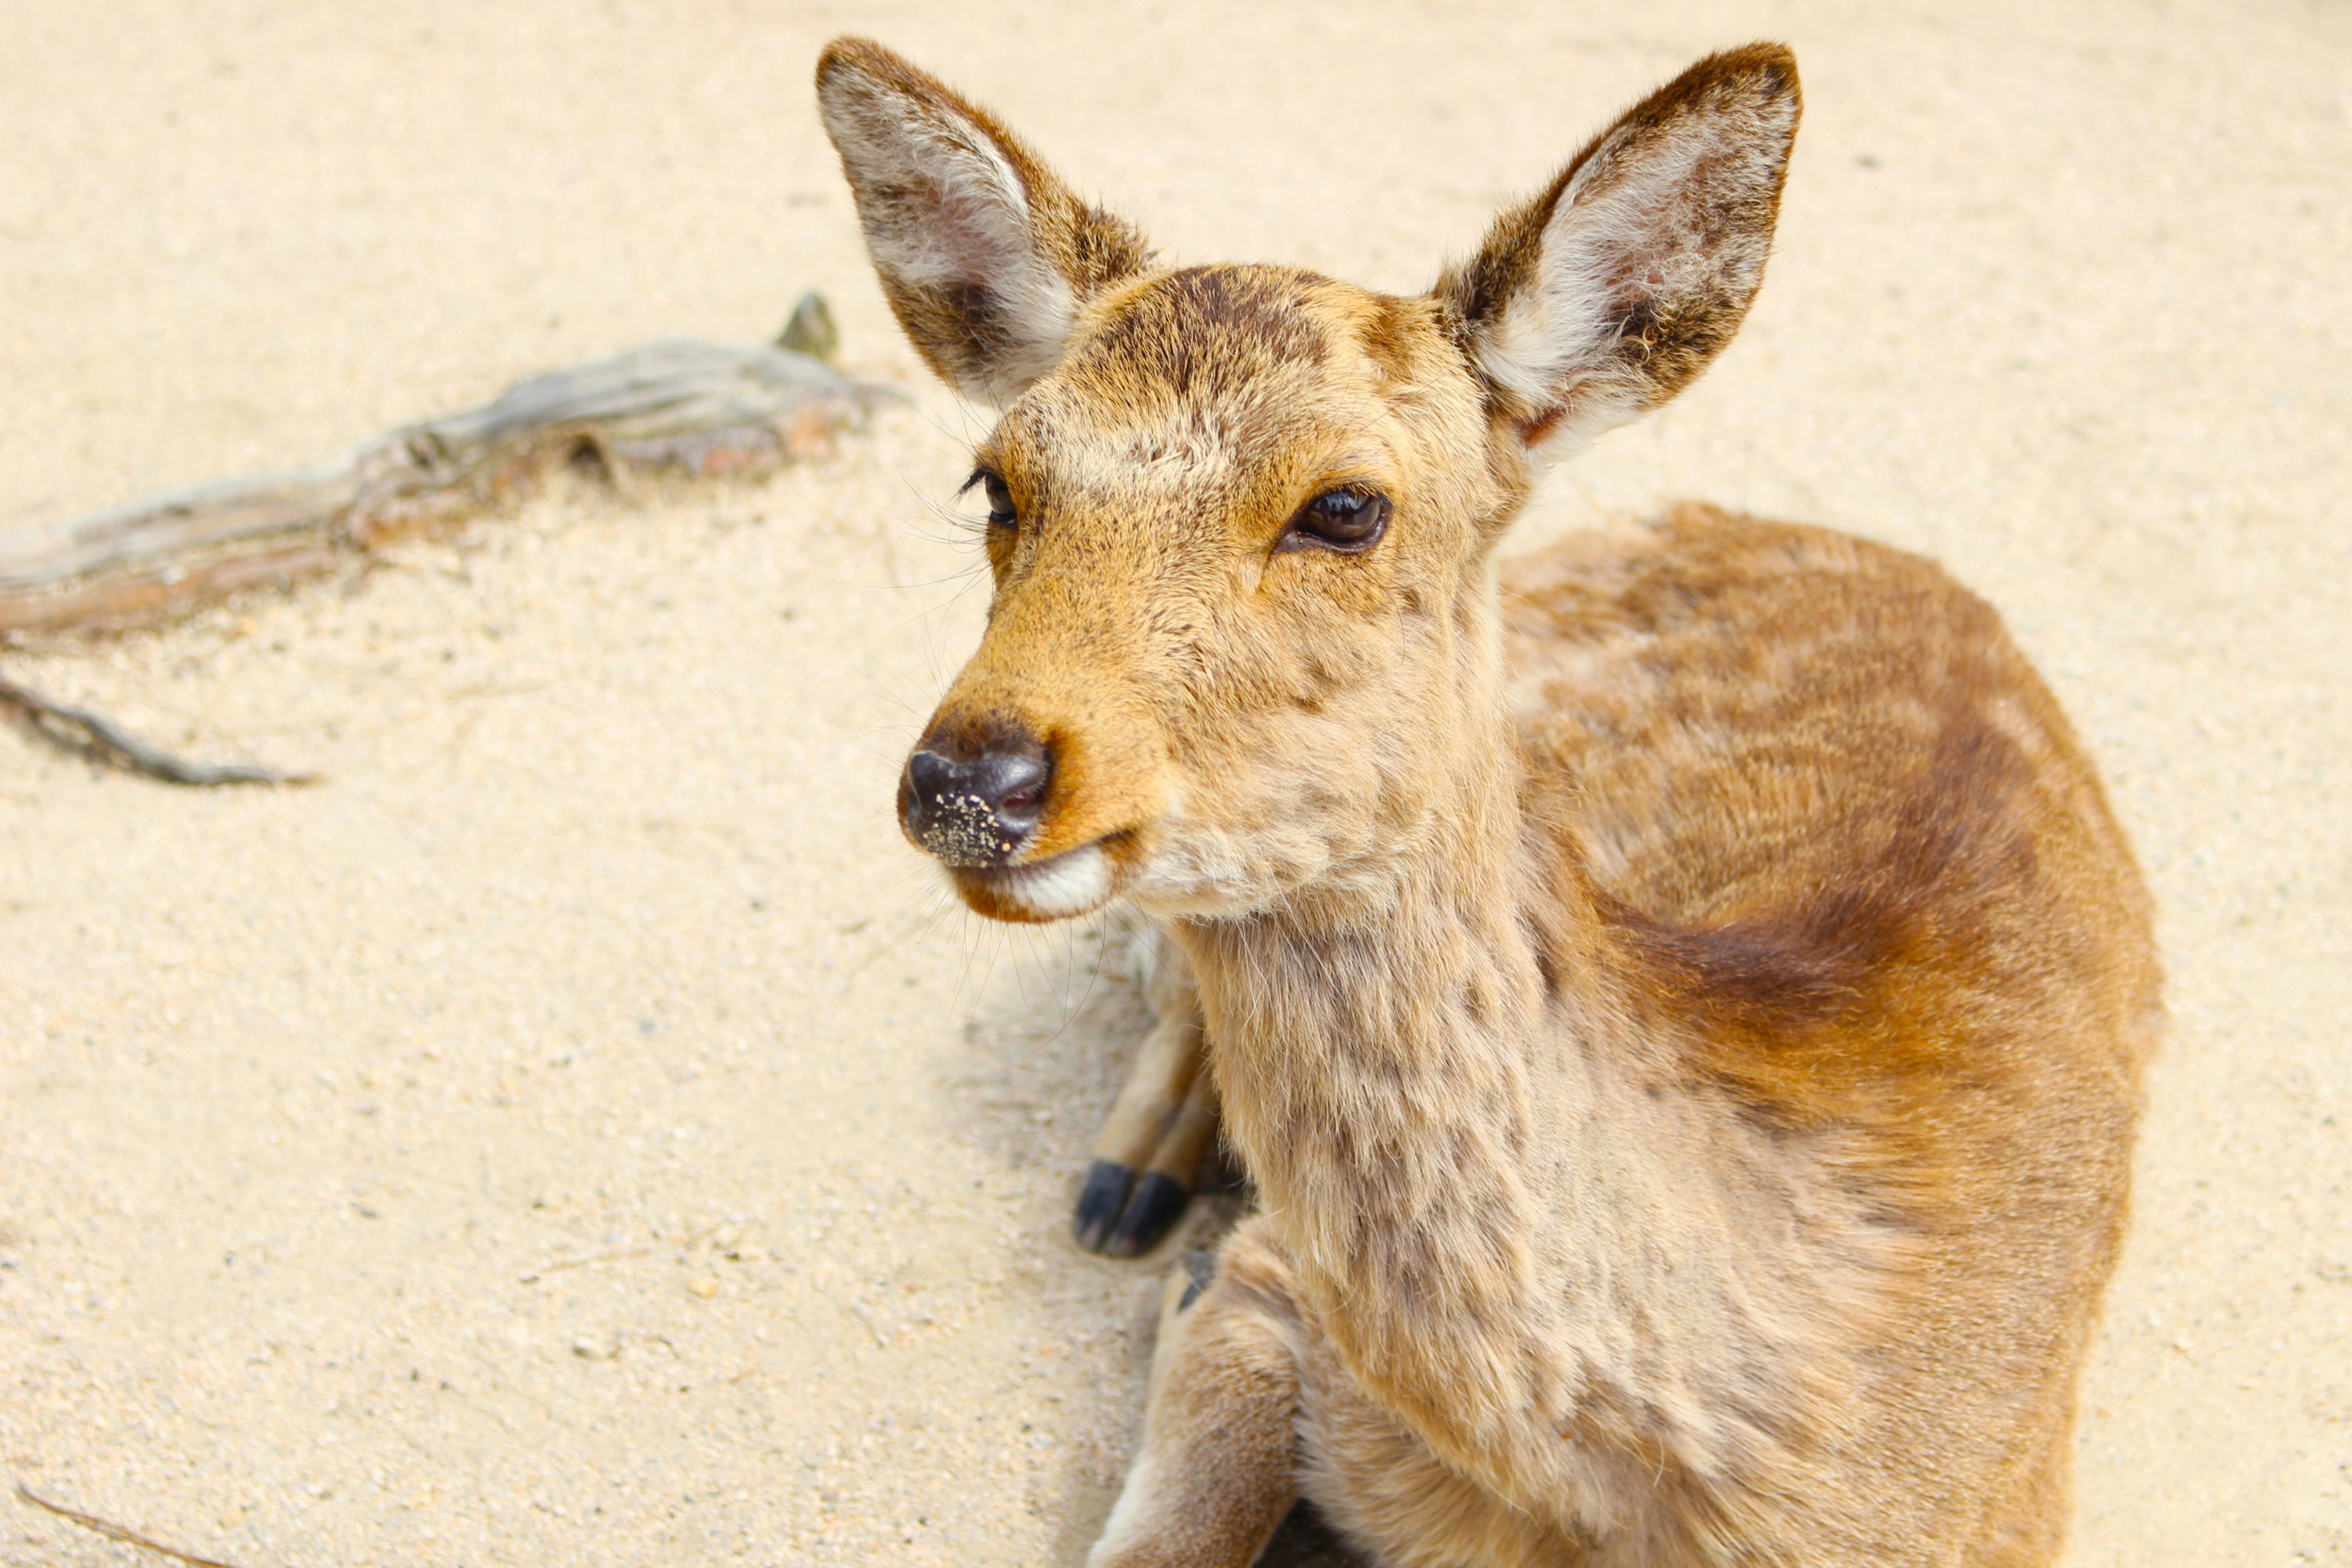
[1076,931,1218,1256]
[1088,1227,1304,1568]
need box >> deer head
[818,37,1800,923]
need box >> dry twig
[13,1483,252,1568]
[0,674,314,787]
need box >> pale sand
[2,2,2347,1562]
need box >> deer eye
[962,468,1019,532]
[1282,488,1391,554]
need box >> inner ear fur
[1436,43,1801,456]
[815,37,1155,406]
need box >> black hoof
[1104,1170,1189,1258]
[1074,1159,1136,1253]
[1175,1249,1217,1311]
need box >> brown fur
[818,37,2158,1567]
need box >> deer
[816,35,2160,1567]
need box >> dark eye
[1282,488,1391,553]
[962,468,1019,532]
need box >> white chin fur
[989,844,1114,919]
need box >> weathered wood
[0,293,891,635]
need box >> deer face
[918,265,1512,920]
[816,37,1798,921]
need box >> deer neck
[1170,601,1598,1441]
[1178,728,1548,1276]
[1169,592,1742,1484]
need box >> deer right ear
[1439,44,1800,459]
[816,38,1154,407]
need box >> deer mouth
[947,840,1118,923]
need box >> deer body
[818,39,2157,1566]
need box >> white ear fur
[819,83,1074,404]
[1444,45,1800,461]
[818,40,1152,407]
[1476,136,1726,454]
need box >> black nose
[901,737,1051,867]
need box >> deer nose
[901,739,1052,867]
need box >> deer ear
[1438,44,1800,458]
[816,37,1154,407]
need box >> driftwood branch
[0,673,314,786]
[13,1483,252,1568]
[0,292,891,636]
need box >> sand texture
[3,2,2348,1563]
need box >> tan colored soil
[3,2,2347,1563]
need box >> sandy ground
[2,2,2348,1563]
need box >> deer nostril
[902,740,1052,867]
[904,750,957,814]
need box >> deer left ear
[1438,43,1800,458]
[816,37,1155,407]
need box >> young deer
[819,37,2158,1566]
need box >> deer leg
[1104,1067,1221,1257]
[1088,1226,1303,1568]
[1077,933,1215,1254]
